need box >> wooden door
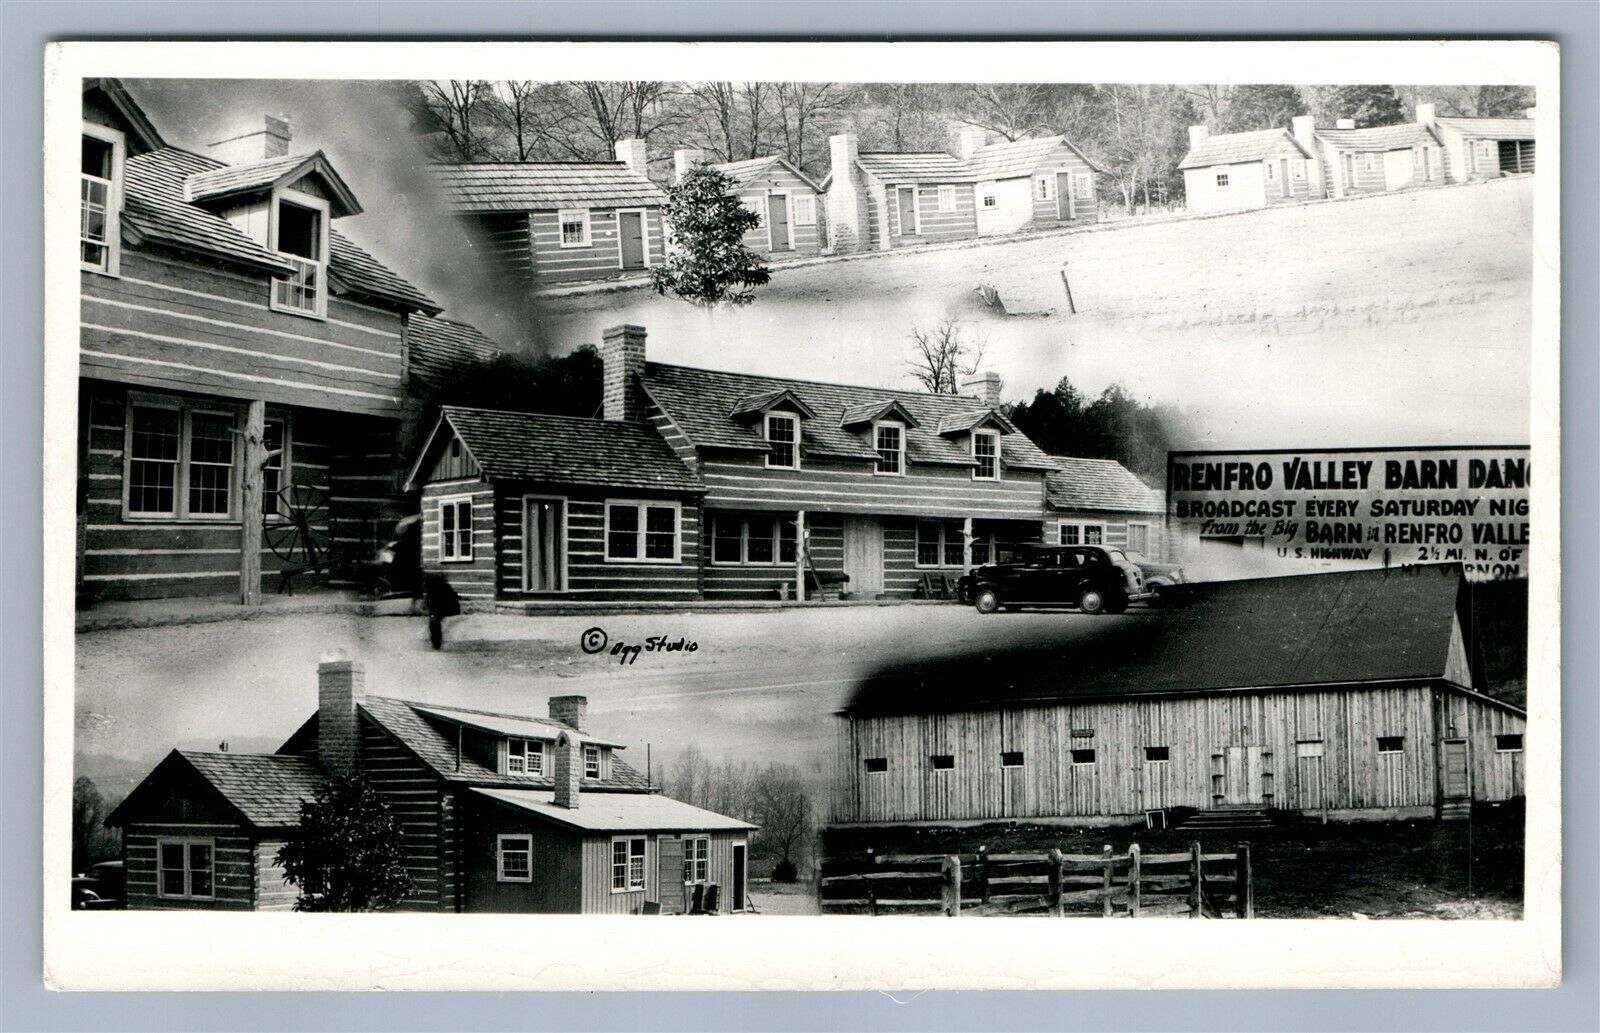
[896,187,916,236]
[657,837,685,914]
[731,844,748,912]
[619,211,646,269]
[767,195,791,250]
[523,497,564,592]
[1057,172,1073,219]
[1341,152,1356,193]
[842,516,884,595]
[1279,158,1291,197]
[1224,746,1267,804]
[1441,739,1470,800]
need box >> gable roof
[839,398,922,429]
[84,78,166,153]
[1178,128,1311,170]
[850,135,1103,186]
[936,409,1017,436]
[406,315,504,391]
[107,750,324,830]
[640,363,1058,471]
[855,152,969,182]
[428,161,669,213]
[409,702,625,749]
[962,135,1105,178]
[842,566,1509,718]
[712,154,822,193]
[406,406,702,493]
[1046,456,1165,514]
[474,787,756,833]
[1314,123,1440,151]
[1434,116,1535,140]
[184,150,363,218]
[729,388,820,421]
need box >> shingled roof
[962,135,1105,178]
[713,154,822,193]
[1314,123,1440,151]
[851,135,1102,185]
[184,151,361,216]
[842,566,1511,717]
[408,406,702,494]
[640,363,1058,471]
[1046,456,1165,514]
[856,152,969,182]
[1434,116,1535,139]
[406,315,503,390]
[106,750,325,830]
[1178,128,1311,170]
[428,161,669,213]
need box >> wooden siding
[1022,147,1102,223]
[576,830,749,914]
[735,163,824,257]
[359,716,455,911]
[529,207,666,283]
[80,250,409,418]
[832,685,1526,824]
[420,481,497,602]
[884,182,977,246]
[123,822,257,910]
[1321,146,1447,196]
[1438,690,1527,802]
[701,510,844,600]
[462,804,585,913]
[254,838,297,911]
[1046,509,1168,561]
[644,400,702,475]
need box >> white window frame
[261,414,293,520]
[790,192,817,226]
[497,834,534,882]
[81,123,125,276]
[611,836,647,893]
[1494,733,1524,753]
[682,836,710,884]
[1057,521,1106,547]
[122,394,242,523]
[936,184,957,213]
[520,493,570,593]
[739,194,765,229]
[584,744,602,780]
[873,420,905,476]
[710,514,796,567]
[557,208,591,248]
[1126,522,1151,556]
[437,494,475,563]
[1075,173,1093,199]
[978,181,999,208]
[614,207,654,269]
[603,499,682,564]
[506,738,547,777]
[764,412,800,469]
[914,520,966,570]
[1033,174,1055,201]
[155,837,216,900]
[268,187,331,319]
[1362,152,1377,172]
[895,185,920,235]
[971,430,1000,481]
[1264,160,1276,181]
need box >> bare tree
[907,319,987,395]
[567,81,685,162]
[772,82,853,173]
[667,745,711,806]
[750,764,812,880]
[418,80,495,161]
[1181,83,1232,127]
[957,83,1051,141]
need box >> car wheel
[1078,588,1107,615]
[974,588,1002,614]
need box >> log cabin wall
[358,715,456,911]
[122,822,258,910]
[1045,508,1169,561]
[732,163,824,257]
[528,207,667,283]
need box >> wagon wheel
[264,483,332,572]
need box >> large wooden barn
[77,78,443,602]
[109,658,755,913]
[830,565,1525,826]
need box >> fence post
[1101,844,1114,917]
[1235,843,1253,919]
[942,855,962,917]
[1048,848,1064,917]
[1060,262,1078,314]
[1188,841,1203,918]
[1128,842,1142,918]
[976,845,989,905]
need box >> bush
[771,859,799,883]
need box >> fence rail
[819,841,1253,918]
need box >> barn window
[874,421,905,475]
[1000,751,1025,768]
[972,430,1000,481]
[1495,733,1523,753]
[438,497,474,562]
[497,835,533,882]
[81,124,123,273]
[937,185,957,212]
[864,757,888,773]
[611,837,646,892]
[558,208,591,247]
[1215,172,1230,187]
[1144,746,1169,763]
[1058,522,1105,546]
[764,412,799,469]
[1070,748,1097,765]
[604,500,681,562]
[929,754,955,771]
[584,745,602,779]
[156,838,214,900]
[270,193,328,318]
[711,514,795,566]
[791,194,816,226]
[125,397,244,521]
[682,836,710,883]
[507,738,545,776]
[1377,736,1405,754]
[1296,739,1325,759]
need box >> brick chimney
[674,148,708,183]
[549,694,587,732]
[615,138,649,177]
[1335,118,1356,130]
[317,654,363,778]
[553,732,581,809]
[961,371,1003,408]
[600,325,646,423]
[826,133,862,252]
[1415,103,1437,129]
[958,127,989,160]
[1187,125,1210,150]
[1291,115,1316,151]
[208,114,293,165]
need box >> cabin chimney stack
[1415,103,1437,129]
[549,694,587,732]
[958,127,989,159]
[1291,115,1316,151]
[600,325,647,423]
[317,653,364,778]
[673,148,708,183]
[208,114,293,165]
[1187,125,1210,149]
[826,133,862,251]
[1335,117,1357,130]
[960,371,1003,408]
[554,733,581,809]
[1524,106,1537,120]
[616,137,650,178]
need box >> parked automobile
[1125,551,1189,606]
[958,543,1151,615]
[71,860,125,910]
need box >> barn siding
[528,207,666,283]
[123,823,257,910]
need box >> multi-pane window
[1216,172,1230,187]
[157,839,214,900]
[791,194,816,225]
[558,209,590,247]
[497,835,532,882]
[969,531,1000,566]
[972,431,999,480]
[915,521,966,568]
[874,422,904,475]
[81,130,120,272]
[507,738,545,776]
[127,406,181,516]
[740,195,765,228]
[937,185,957,212]
[271,198,326,317]
[125,400,246,521]
[439,497,473,562]
[979,183,998,208]
[186,413,235,517]
[682,836,710,884]
[1265,161,1276,181]
[605,501,680,562]
[1033,175,1054,200]
[612,837,646,891]
[765,412,799,469]
[1126,523,1150,556]
[261,418,288,515]
[712,515,797,566]
[1075,174,1093,199]
[1058,522,1105,546]
[1363,153,1377,172]
[584,745,601,779]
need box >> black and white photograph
[43,39,1560,991]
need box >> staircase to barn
[1177,805,1274,832]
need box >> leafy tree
[650,165,771,306]
[72,777,122,873]
[1324,84,1406,127]
[1471,85,1535,118]
[1004,375,1183,485]
[1221,84,1306,132]
[275,774,414,912]
[906,319,986,395]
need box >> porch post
[795,509,807,603]
[239,399,266,606]
[962,516,974,573]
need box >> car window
[1105,550,1129,564]
[1079,550,1102,566]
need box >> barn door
[1441,738,1470,800]
[1223,746,1267,805]
[657,836,686,914]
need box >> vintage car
[1125,551,1188,606]
[958,543,1151,615]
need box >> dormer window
[972,430,1000,480]
[874,421,905,476]
[765,412,799,469]
[81,125,124,274]
[270,189,329,318]
[507,738,546,776]
[584,745,602,779]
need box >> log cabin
[1044,456,1169,561]
[830,565,1525,827]
[77,78,443,603]
[672,149,825,258]
[1312,119,1450,198]
[109,658,755,913]
[823,129,1102,253]
[1178,120,1324,213]
[1416,104,1536,182]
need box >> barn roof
[472,787,757,833]
[713,154,822,193]
[640,363,1058,471]
[1046,456,1165,514]
[407,406,702,493]
[428,161,669,212]
[406,315,504,390]
[106,751,326,830]
[841,566,1509,717]
[1314,123,1440,151]
[1434,116,1536,140]
[1177,128,1311,170]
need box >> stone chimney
[1291,115,1316,151]
[208,114,293,165]
[826,133,863,252]
[673,148,708,183]
[958,127,989,160]
[549,694,587,732]
[1335,118,1356,130]
[600,325,646,423]
[553,732,581,809]
[615,138,649,177]
[1415,103,1437,129]
[1187,125,1210,151]
[317,653,363,778]
[961,371,1003,408]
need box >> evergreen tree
[276,774,414,912]
[1221,84,1306,132]
[650,165,771,306]
[1325,84,1406,127]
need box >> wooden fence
[819,842,1253,918]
